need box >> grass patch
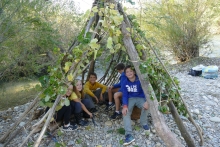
[0,80,40,111]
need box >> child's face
[66,85,73,96]
[89,75,97,84]
[76,80,83,91]
[125,68,135,79]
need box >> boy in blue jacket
[106,63,126,119]
[121,65,150,145]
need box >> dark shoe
[123,134,135,145]
[90,108,98,113]
[77,120,89,126]
[62,124,77,131]
[110,112,122,120]
[105,103,115,112]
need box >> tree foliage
[141,0,220,62]
[0,0,85,81]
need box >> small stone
[151,129,156,134]
[67,140,74,145]
[19,122,25,127]
[198,115,202,119]
[193,109,200,115]
[106,145,111,147]
[105,121,112,126]
[155,142,161,147]
[131,121,135,126]
[85,135,89,139]
[13,106,19,111]
[7,108,12,111]
[210,117,220,122]
[106,134,111,138]
[137,119,140,124]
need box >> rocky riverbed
[0,57,220,147]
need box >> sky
[74,0,141,13]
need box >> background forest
[0,0,220,110]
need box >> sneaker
[110,112,122,120]
[143,124,150,134]
[123,134,135,145]
[62,124,77,131]
[105,103,115,112]
[77,120,89,126]
[90,108,98,113]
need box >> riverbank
[0,57,219,147]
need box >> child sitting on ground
[84,72,107,111]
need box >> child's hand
[88,112,93,118]
[99,94,104,102]
[122,107,128,116]
[95,97,99,103]
[143,101,149,110]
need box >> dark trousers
[84,88,108,107]
[81,98,91,109]
[70,101,82,114]
[55,105,71,125]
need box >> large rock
[210,117,220,123]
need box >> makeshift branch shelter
[0,0,204,147]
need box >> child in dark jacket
[121,65,150,145]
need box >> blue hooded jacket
[122,76,146,106]
[113,72,126,88]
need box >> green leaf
[89,39,100,49]
[64,99,70,106]
[57,129,63,136]
[92,6,98,12]
[63,62,72,73]
[114,43,121,50]
[119,139,123,145]
[55,143,62,147]
[107,37,113,49]
[134,126,140,131]
[55,105,63,111]
[117,128,125,135]
[67,74,74,82]
[112,15,123,26]
[107,129,114,133]
[76,139,82,144]
[94,50,98,60]
[45,95,50,102]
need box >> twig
[33,95,62,147]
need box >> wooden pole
[121,20,183,147]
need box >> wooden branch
[19,124,44,147]
[121,20,183,147]
[168,101,196,147]
[84,14,97,38]
[141,35,204,146]
[33,95,62,147]
[3,118,33,147]
[32,109,51,128]
[0,93,40,143]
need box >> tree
[141,0,220,62]
[0,0,85,81]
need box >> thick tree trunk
[121,21,183,147]
[168,101,196,147]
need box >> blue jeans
[123,98,149,135]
